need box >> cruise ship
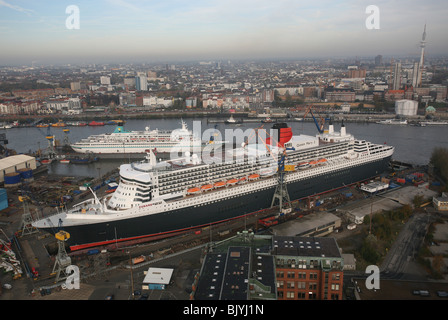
[33,122,394,251]
[70,120,205,155]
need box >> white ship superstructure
[70,120,205,154]
[34,122,394,251]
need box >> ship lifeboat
[248,174,260,181]
[317,158,327,165]
[201,184,213,192]
[298,162,310,170]
[214,181,226,188]
[187,187,201,195]
[226,178,239,186]
[259,167,277,177]
[238,177,247,184]
[309,160,318,167]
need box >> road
[380,212,433,280]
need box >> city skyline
[1,0,448,66]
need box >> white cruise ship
[70,120,206,155]
[33,122,394,251]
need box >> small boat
[225,114,243,124]
[36,124,49,128]
[60,159,70,164]
[214,181,226,188]
[40,159,53,165]
[201,184,213,192]
[67,155,98,164]
[248,174,260,181]
[376,119,407,125]
[89,121,105,126]
[261,117,273,123]
[187,187,201,195]
[51,120,66,127]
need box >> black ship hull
[43,156,391,251]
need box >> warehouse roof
[142,267,173,285]
[0,155,35,171]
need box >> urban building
[395,99,418,116]
[433,192,448,211]
[142,267,174,290]
[193,232,344,300]
[135,75,148,91]
[100,76,111,85]
[270,211,341,238]
[70,81,81,91]
[0,155,37,184]
[348,68,366,79]
[325,87,355,102]
[392,62,402,90]
[375,55,383,66]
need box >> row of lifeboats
[297,158,327,170]
[186,174,261,195]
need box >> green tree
[360,238,380,265]
[430,147,448,183]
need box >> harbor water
[3,118,448,177]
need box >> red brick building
[274,237,344,300]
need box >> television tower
[417,24,426,87]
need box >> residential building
[135,75,147,91]
[325,87,355,102]
[192,232,344,300]
[385,90,405,101]
[70,81,81,91]
[392,62,402,90]
[348,68,366,79]
[375,55,383,66]
[100,76,111,85]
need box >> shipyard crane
[35,125,57,160]
[52,230,72,283]
[303,106,327,134]
[17,196,39,236]
[254,126,293,215]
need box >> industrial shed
[142,267,174,290]
[0,155,37,184]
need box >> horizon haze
[1,0,447,66]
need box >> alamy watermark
[365,5,380,30]
[365,265,380,290]
[169,121,281,169]
[65,5,80,30]
[65,265,80,289]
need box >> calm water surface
[3,118,448,177]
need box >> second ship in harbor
[70,120,206,157]
[33,122,394,251]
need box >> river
[3,118,448,177]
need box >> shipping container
[4,172,21,186]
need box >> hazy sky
[1,0,447,65]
